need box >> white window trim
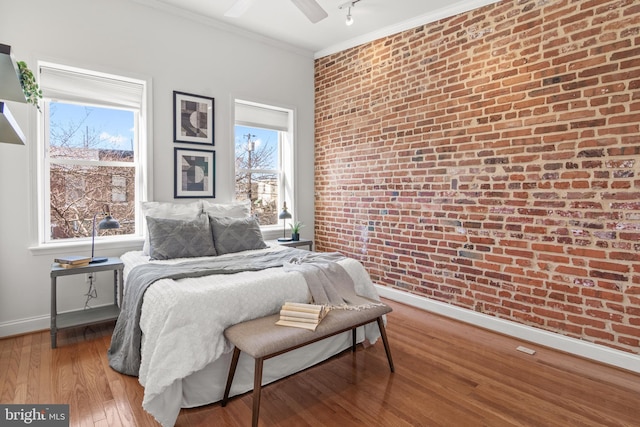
[29,61,153,254]
[231,97,297,240]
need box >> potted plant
[290,221,304,241]
[17,61,42,110]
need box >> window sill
[29,235,144,257]
[261,225,291,241]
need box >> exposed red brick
[315,0,640,355]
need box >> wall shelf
[0,102,25,144]
[0,43,27,145]
[0,44,26,103]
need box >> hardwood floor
[1,299,639,426]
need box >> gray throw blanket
[108,248,310,376]
[283,252,384,309]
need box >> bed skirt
[146,327,372,426]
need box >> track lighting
[346,8,353,25]
[339,0,361,26]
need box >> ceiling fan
[225,0,329,24]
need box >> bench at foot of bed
[221,302,394,427]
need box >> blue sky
[234,125,278,169]
[49,102,135,150]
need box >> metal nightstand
[50,257,123,348]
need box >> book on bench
[275,302,328,331]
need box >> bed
[107,201,385,427]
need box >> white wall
[0,0,316,337]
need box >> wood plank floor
[1,299,639,426]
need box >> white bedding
[120,245,383,426]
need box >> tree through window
[235,127,279,224]
[233,100,293,227]
[39,64,145,243]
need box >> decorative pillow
[209,215,267,255]
[202,200,251,219]
[146,214,217,260]
[141,200,203,255]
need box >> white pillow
[141,200,203,255]
[202,200,251,218]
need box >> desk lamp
[277,202,292,242]
[91,204,120,263]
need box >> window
[234,100,293,227]
[39,63,146,243]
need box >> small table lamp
[91,205,120,263]
[277,202,292,242]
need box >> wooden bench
[221,302,394,427]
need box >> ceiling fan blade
[290,0,328,23]
[224,0,253,18]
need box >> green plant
[17,61,42,110]
[290,221,304,234]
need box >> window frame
[232,99,296,236]
[31,62,151,252]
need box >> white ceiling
[134,0,499,58]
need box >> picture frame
[173,91,214,145]
[174,147,215,198]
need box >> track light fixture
[339,0,361,26]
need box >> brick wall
[314,0,640,354]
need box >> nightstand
[273,238,313,251]
[50,257,123,348]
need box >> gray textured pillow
[140,200,202,255]
[209,215,267,255]
[147,214,217,260]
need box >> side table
[272,238,313,251]
[50,257,123,348]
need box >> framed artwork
[173,91,214,145]
[174,147,215,198]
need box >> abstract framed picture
[173,91,214,145]
[174,147,215,198]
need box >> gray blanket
[283,252,383,309]
[108,247,310,376]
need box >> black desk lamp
[277,202,292,242]
[91,204,120,263]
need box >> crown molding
[314,0,500,59]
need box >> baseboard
[0,303,112,339]
[0,315,49,339]
[376,285,640,374]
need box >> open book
[275,302,328,331]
